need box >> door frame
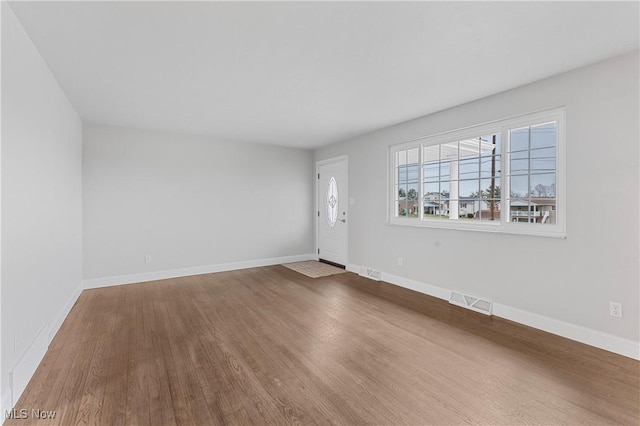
[315,155,348,265]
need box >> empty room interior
[1,1,639,425]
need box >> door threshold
[318,259,346,269]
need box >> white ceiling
[8,1,639,149]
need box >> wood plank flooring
[5,266,639,425]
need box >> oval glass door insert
[326,177,338,227]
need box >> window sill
[387,218,566,239]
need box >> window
[389,108,565,237]
[326,177,339,227]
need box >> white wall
[1,1,83,407]
[83,123,314,281]
[315,52,639,350]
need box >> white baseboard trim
[83,253,317,289]
[47,283,83,342]
[346,263,449,301]
[381,271,451,301]
[7,282,83,410]
[492,303,640,360]
[9,324,48,410]
[2,387,12,417]
[348,263,640,360]
[345,264,359,274]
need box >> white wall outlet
[609,301,622,318]
[145,255,152,264]
[397,257,403,266]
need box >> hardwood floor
[5,266,639,425]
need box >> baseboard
[2,387,12,417]
[349,263,640,360]
[9,324,48,410]
[492,303,640,360]
[345,263,359,274]
[381,271,451,301]
[47,283,83,342]
[83,253,317,289]
[7,281,83,410]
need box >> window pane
[459,179,480,198]
[398,184,407,200]
[531,122,556,149]
[440,181,450,198]
[423,145,439,163]
[530,173,555,197]
[480,155,501,178]
[423,191,441,202]
[441,141,458,161]
[398,150,407,166]
[537,205,556,225]
[510,127,529,152]
[423,194,444,217]
[509,175,528,198]
[479,134,499,157]
[407,148,419,165]
[530,158,555,174]
[407,200,419,217]
[398,199,420,218]
[423,202,435,216]
[481,178,501,199]
[407,183,419,200]
[440,161,452,180]
[459,158,479,179]
[494,177,502,196]
[438,205,448,218]
[424,182,439,195]
[510,150,528,159]
[510,199,531,222]
[398,200,409,216]
[424,163,439,181]
[398,166,408,183]
[478,200,501,221]
[510,158,529,175]
[531,146,555,159]
[530,147,556,174]
[459,202,476,219]
[459,138,480,158]
[407,165,419,183]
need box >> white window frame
[388,108,566,238]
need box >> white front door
[317,157,348,266]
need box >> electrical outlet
[397,257,403,266]
[145,255,152,264]
[609,301,622,318]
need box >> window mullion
[391,150,396,220]
[527,126,532,223]
[419,145,424,220]
[501,128,508,226]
